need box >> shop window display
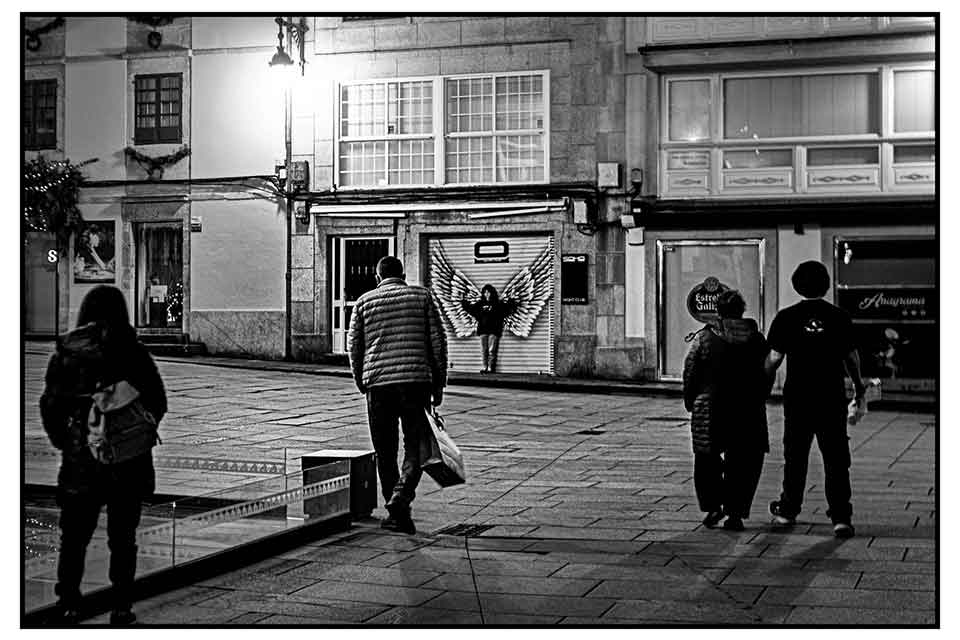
[835,238,935,388]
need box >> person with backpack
[682,289,773,531]
[764,261,866,539]
[461,284,517,373]
[39,285,167,625]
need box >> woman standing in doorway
[461,284,517,373]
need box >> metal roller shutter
[428,235,555,375]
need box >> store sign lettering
[47,250,59,263]
[686,276,730,324]
[838,288,935,320]
[858,292,926,311]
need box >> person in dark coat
[39,285,167,625]
[683,289,772,531]
[348,256,448,535]
[461,284,517,373]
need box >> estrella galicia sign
[686,276,730,324]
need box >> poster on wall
[73,220,116,283]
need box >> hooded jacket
[682,318,772,454]
[39,322,167,499]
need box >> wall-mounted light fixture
[268,17,309,76]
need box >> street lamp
[268,16,308,77]
[269,16,308,360]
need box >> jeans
[480,334,500,372]
[56,492,142,610]
[778,398,853,523]
[366,383,431,512]
[693,449,765,518]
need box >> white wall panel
[190,200,286,310]
[66,17,125,56]
[191,51,284,179]
[65,60,127,181]
[192,17,277,50]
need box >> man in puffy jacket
[348,256,448,534]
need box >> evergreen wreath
[123,145,191,180]
[25,17,64,51]
[23,156,97,240]
[128,16,178,48]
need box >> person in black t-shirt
[764,261,866,539]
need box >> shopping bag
[420,407,466,487]
[847,378,881,426]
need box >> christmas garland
[128,16,177,28]
[25,17,64,51]
[23,156,97,238]
[124,145,191,180]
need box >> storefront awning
[309,199,568,217]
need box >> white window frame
[659,62,935,198]
[335,70,550,189]
[334,76,441,189]
[885,62,937,140]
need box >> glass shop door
[135,222,184,331]
[658,239,765,380]
[331,236,394,353]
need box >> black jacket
[40,323,167,499]
[461,298,518,337]
[682,318,772,454]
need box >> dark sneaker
[833,523,855,539]
[109,609,137,626]
[723,516,744,531]
[54,608,80,626]
[769,501,796,526]
[380,515,399,530]
[702,511,724,528]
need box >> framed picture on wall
[73,220,116,283]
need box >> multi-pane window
[661,64,935,196]
[134,74,182,145]
[893,69,935,133]
[338,71,548,187]
[23,79,57,150]
[339,80,434,186]
[445,74,546,184]
[723,73,880,139]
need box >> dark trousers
[694,449,765,518]
[480,334,500,372]
[778,400,853,523]
[56,492,142,610]
[366,383,431,512]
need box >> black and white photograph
[19,10,941,630]
[72,220,115,283]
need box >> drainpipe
[283,20,293,361]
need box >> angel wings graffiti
[430,242,554,339]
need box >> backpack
[87,379,160,464]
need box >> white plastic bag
[847,379,881,425]
[420,408,466,487]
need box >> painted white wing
[502,244,554,338]
[429,243,480,338]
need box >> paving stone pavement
[22,346,937,626]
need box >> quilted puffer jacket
[348,277,448,391]
[682,318,772,455]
